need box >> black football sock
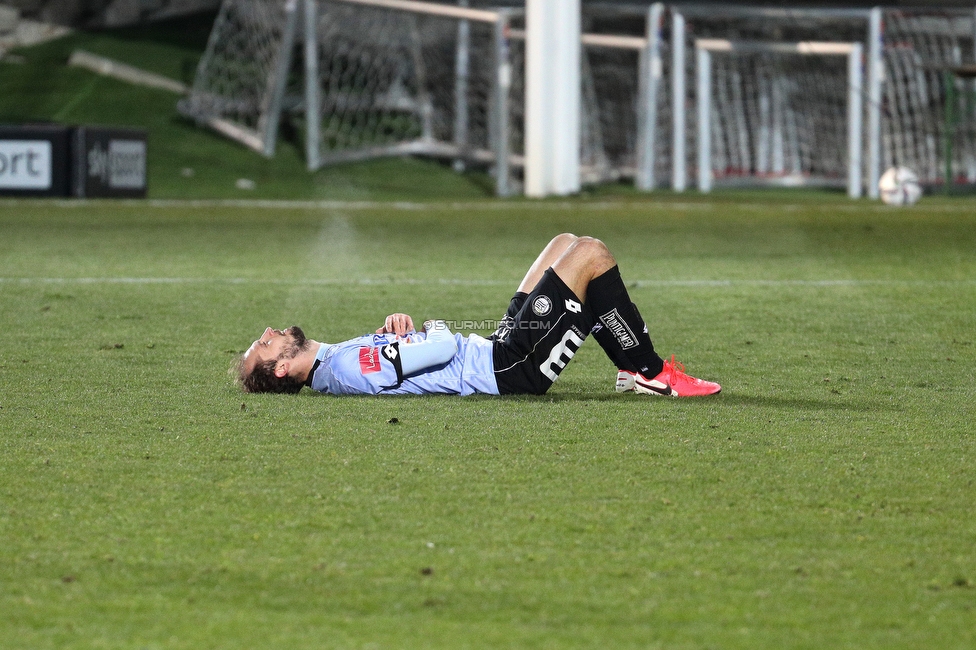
[590,316,636,372]
[586,266,664,377]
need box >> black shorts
[492,269,595,395]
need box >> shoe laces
[664,355,691,383]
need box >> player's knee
[575,235,604,250]
[573,236,615,266]
[551,233,578,249]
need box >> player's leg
[492,268,594,395]
[493,235,640,394]
[516,232,579,294]
[552,236,720,397]
[491,233,579,342]
[549,236,662,376]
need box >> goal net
[305,0,510,176]
[178,0,300,155]
[671,5,976,192]
[180,2,976,195]
[179,0,658,194]
[695,38,864,195]
[883,9,976,186]
[301,0,657,192]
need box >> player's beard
[281,325,310,359]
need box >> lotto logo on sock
[600,309,638,349]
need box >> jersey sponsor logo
[359,346,382,374]
[532,295,552,316]
[564,298,582,313]
[599,308,638,350]
[539,329,585,382]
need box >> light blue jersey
[308,330,499,396]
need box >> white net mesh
[308,3,641,186]
[710,51,852,186]
[181,2,976,192]
[311,2,499,164]
[677,11,866,188]
[883,9,976,184]
[178,0,296,148]
[581,41,643,181]
[676,7,976,189]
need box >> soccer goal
[694,38,865,196]
[669,5,976,196]
[302,0,517,193]
[179,0,662,195]
[178,0,301,156]
[181,2,976,197]
[301,0,664,194]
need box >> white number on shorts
[540,330,584,382]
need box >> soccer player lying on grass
[236,233,720,397]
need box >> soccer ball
[878,166,922,206]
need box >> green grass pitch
[1,11,975,647]
[1,196,974,648]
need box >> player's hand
[377,313,414,336]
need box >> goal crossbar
[325,0,502,23]
[696,38,859,56]
[695,38,864,197]
[509,28,647,51]
[330,0,650,51]
[679,5,873,20]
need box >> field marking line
[2,197,975,214]
[2,277,975,287]
[632,279,976,287]
[0,277,512,286]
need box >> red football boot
[616,356,721,397]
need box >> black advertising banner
[73,127,147,198]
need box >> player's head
[236,326,310,394]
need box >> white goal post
[695,38,864,197]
